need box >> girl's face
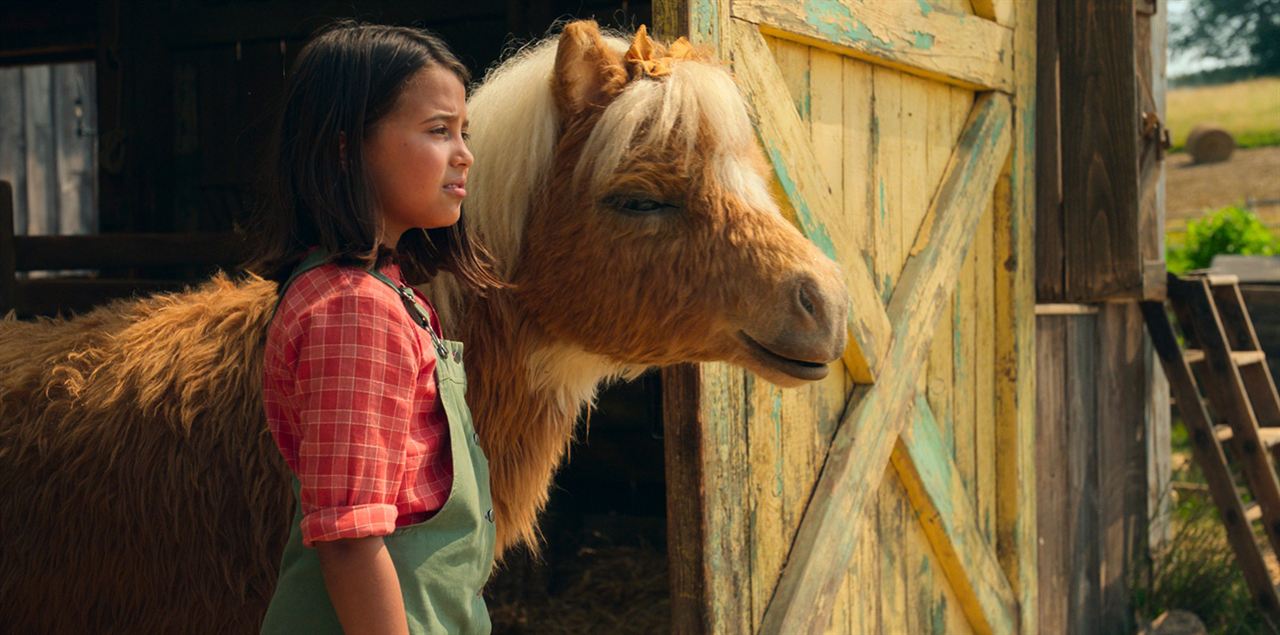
[365,65,472,245]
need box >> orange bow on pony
[624,25,704,80]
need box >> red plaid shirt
[263,260,451,547]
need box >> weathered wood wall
[0,61,97,237]
[1034,0,1171,633]
[658,0,1037,632]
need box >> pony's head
[465,21,848,387]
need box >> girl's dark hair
[243,20,504,291]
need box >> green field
[1167,77,1280,151]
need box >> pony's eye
[610,197,677,215]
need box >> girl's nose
[455,141,474,168]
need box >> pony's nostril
[798,282,817,317]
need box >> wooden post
[0,181,16,314]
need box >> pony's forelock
[461,28,757,283]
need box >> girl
[249,21,504,635]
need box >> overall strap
[271,249,334,317]
[365,269,447,354]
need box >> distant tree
[1173,0,1280,75]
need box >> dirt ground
[1166,145,1280,228]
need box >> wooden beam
[730,20,891,383]
[12,232,246,271]
[996,1,1040,631]
[894,395,1019,635]
[733,0,1015,92]
[760,92,1013,634]
[1058,0,1142,300]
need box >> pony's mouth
[738,331,830,381]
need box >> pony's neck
[429,281,637,553]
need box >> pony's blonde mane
[461,28,756,282]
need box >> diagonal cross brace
[758,90,1014,635]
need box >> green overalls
[260,250,496,635]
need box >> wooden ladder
[1142,272,1280,620]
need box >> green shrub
[1167,205,1280,274]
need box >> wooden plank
[747,378,784,629]
[12,232,246,271]
[733,0,1015,92]
[1065,314,1103,634]
[12,278,192,318]
[1141,300,1280,620]
[976,203,997,542]
[0,68,28,236]
[1034,0,1063,301]
[1058,0,1142,301]
[760,92,1013,634]
[0,181,15,314]
[1095,302,1147,633]
[995,2,1039,631]
[954,226,978,507]
[873,66,903,301]
[841,58,874,313]
[970,0,1016,26]
[901,75,930,270]
[894,396,1019,634]
[879,473,909,635]
[1034,316,1068,635]
[660,364,711,634]
[22,64,56,236]
[52,62,95,236]
[662,363,752,635]
[730,20,891,383]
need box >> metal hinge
[1142,111,1172,160]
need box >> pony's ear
[553,21,628,119]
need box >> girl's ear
[552,20,627,120]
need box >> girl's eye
[461,131,471,142]
[431,127,449,136]
[608,197,678,215]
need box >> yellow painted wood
[925,81,958,454]
[771,38,811,129]
[994,1,1039,631]
[971,0,1017,26]
[733,0,1015,92]
[894,396,1019,635]
[955,229,978,504]
[879,468,909,635]
[976,198,998,542]
[841,58,874,299]
[901,74,930,266]
[747,379,785,628]
[760,92,1013,634]
[730,19,891,383]
[873,66,903,300]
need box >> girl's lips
[443,184,467,198]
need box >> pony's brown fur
[0,21,848,633]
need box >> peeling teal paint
[799,70,812,120]
[772,393,784,498]
[916,0,934,16]
[931,596,947,635]
[766,146,838,260]
[692,0,719,46]
[878,180,887,221]
[804,0,894,50]
[911,30,935,50]
[881,274,894,303]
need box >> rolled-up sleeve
[291,286,420,547]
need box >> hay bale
[1186,125,1235,164]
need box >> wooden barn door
[656,1,1037,633]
